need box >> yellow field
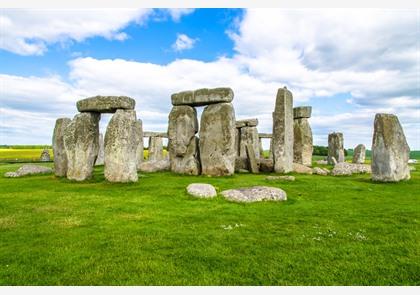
[0,149,54,161]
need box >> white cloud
[172,34,197,52]
[165,9,195,22]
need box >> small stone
[171,88,233,106]
[77,96,135,113]
[4,165,53,178]
[186,183,217,198]
[292,163,313,174]
[221,186,287,203]
[265,175,295,181]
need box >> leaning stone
[236,118,258,128]
[171,88,233,107]
[293,106,312,119]
[272,87,294,173]
[246,144,259,173]
[104,109,140,182]
[293,117,313,166]
[186,183,217,198]
[221,186,287,203]
[239,126,260,159]
[371,113,410,182]
[95,133,105,166]
[138,159,170,173]
[352,144,366,164]
[312,167,329,175]
[328,132,345,164]
[265,175,295,181]
[52,117,71,176]
[148,136,164,161]
[4,164,53,178]
[64,112,100,181]
[292,163,313,174]
[259,158,274,172]
[200,102,236,176]
[331,162,371,176]
[39,149,51,162]
[76,96,135,113]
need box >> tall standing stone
[136,119,144,170]
[52,118,71,176]
[168,105,200,175]
[200,102,236,176]
[64,112,100,181]
[104,109,140,182]
[272,87,294,173]
[95,133,104,166]
[148,136,164,161]
[293,106,313,166]
[371,113,410,182]
[352,144,366,164]
[328,132,345,165]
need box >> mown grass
[0,160,419,286]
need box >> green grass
[0,161,419,286]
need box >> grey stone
[312,167,329,175]
[331,162,371,176]
[239,126,260,160]
[265,175,295,181]
[136,119,144,170]
[258,133,272,138]
[138,159,170,173]
[235,157,249,172]
[171,88,233,106]
[186,183,217,198]
[95,133,104,166]
[199,103,236,176]
[293,106,312,119]
[352,144,366,164]
[316,159,328,165]
[104,109,140,182]
[143,131,168,138]
[148,136,164,161]
[292,162,313,174]
[272,87,294,173]
[246,144,259,173]
[328,132,345,164]
[371,113,410,182]
[64,112,100,181]
[293,117,313,166]
[259,158,274,172]
[221,186,287,203]
[4,164,53,178]
[235,118,258,128]
[168,105,200,175]
[40,149,51,162]
[52,117,71,177]
[259,138,264,158]
[76,95,135,113]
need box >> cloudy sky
[0,8,419,149]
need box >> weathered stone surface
[246,144,259,173]
[258,133,272,138]
[138,159,170,172]
[272,87,294,173]
[293,106,312,119]
[352,144,366,164]
[64,112,100,181]
[171,88,233,106]
[328,132,345,164]
[52,117,71,176]
[168,106,200,175]
[293,162,313,174]
[293,118,313,166]
[95,133,104,166]
[186,183,217,198]
[143,131,168,138]
[331,162,371,176]
[312,167,329,175]
[40,149,51,162]
[371,113,410,182]
[236,118,258,128]
[148,136,164,161]
[259,158,274,172]
[239,126,260,160]
[104,110,140,182]
[4,164,53,178]
[259,138,264,158]
[136,119,144,170]
[235,157,249,172]
[221,186,287,203]
[265,175,295,182]
[77,96,135,113]
[316,159,328,165]
[199,103,236,176]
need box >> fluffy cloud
[172,34,197,52]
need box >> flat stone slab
[4,165,53,178]
[258,133,272,138]
[293,106,312,119]
[331,162,371,176]
[143,131,168,138]
[236,118,258,128]
[265,175,295,181]
[77,96,135,113]
[221,186,287,203]
[171,88,233,106]
[186,183,217,198]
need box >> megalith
[200,102,236,176]
[52,117,71,176]
[64,112,100,181]
[272,87,294,173]
[40,149,51,162]
[352,144,366,164]
[148,136,164,161]
[328,132,345,165]
[95,133,104,166]
[136,119,144,170]
[168,105,200,175]
[237,120,260,160]
[104,109,140,182]
[371,113,410,182]
[293,106,313,166]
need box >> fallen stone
[76,96,135,113]
[4,164,53,178]
[293,106,312,119]
[312,167,329,175]
[186,183,217,198]
[331,162,371,176]
[171,88,233,106]
[265,175,295,181]
[52,117,71,177]
[292,163,313,174]
[138,159,170,173]
[221,186,287,203]
[352,144,366,164]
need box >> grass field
[0,159,419,285]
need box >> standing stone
[136,119,144,170]
[52,118,71,176]
[246,144,259,173]
[168,105,200,175]
[239,126,260,160]
[148,136,164,161]
[352,144,366,164]
[259,138,264,158]
[200,102,236,176]
[328,132,345,165]
[371,113,410,182]
[272,87,294,173]
[40,149,51,162]
[293,106,313,166]
[104,109,140,182]
[64,112,100,181]
[95,133,104,166]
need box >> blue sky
[0,8,419,149]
